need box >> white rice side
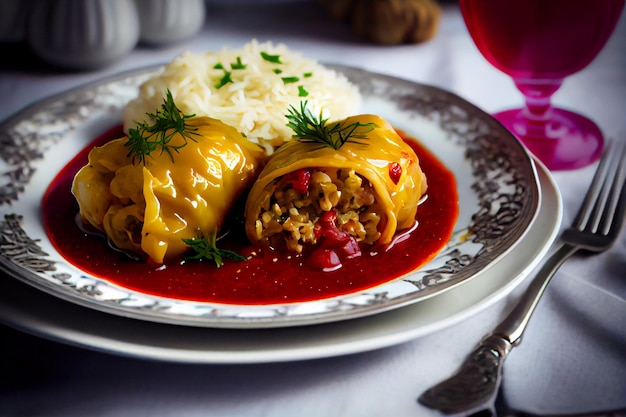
[122,39,362,154]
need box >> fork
[418,140,626,415]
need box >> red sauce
[42,126,458,305]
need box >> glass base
[494,108,604,171]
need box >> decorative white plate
[0,65,540,328]
[0,160,560,363]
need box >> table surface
[1,2,625,416]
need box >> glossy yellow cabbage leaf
[244,114,427,247]
[72,116,265,264]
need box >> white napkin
[501,173,626,415]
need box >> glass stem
[513,78,563,123]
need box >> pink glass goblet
[459,0,624,170]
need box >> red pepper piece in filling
[309,210,362,270]
[314,210,349,243]
[285,168,311,194]
[389,162,402,185]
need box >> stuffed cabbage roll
[72,104,265,265]
[244,104,427,265]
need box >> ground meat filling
[254,168,384,253]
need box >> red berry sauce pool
[42,126,458,305]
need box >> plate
[0,159,561,363]
[0,64,540,328]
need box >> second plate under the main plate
[0,158,560,363]
[0,64,540,328]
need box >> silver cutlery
[418,140,626,415]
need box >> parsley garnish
[215,70,233,88]
[281,76,300,84]
[231,56,247,70]
[213,58,248,88]
[125,90,198,164]
[285,101,376,150]
[298,86,309,97]
[261,51,282,63]
[183,231,247,268]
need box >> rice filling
[255,168,383,253]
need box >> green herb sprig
[281,76,300,84]
[182,231,247,268]
[261,51,311,95]
[215,70,233,89]
[215,50,312,95]
[261,51,282,64]
[125,90,198,164]
[297,86,309,97]
[285,101,376,150]
[213,57,249,88]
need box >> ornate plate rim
[0,158,560,364]
[0,64,541,328]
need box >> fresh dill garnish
[298,85,309,97]
[285,101,376,150]
[261,51,282,63]
[182,231,247,268]
[125,90,198,164]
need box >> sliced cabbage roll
[72,115,265,265]
[244,109,427,263]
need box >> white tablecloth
[1,2,624,416]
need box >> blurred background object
[136,0,206,46]
[0,0,31,42]
[1,0,208,71]
[317,0,441,44]
[27,0,140,70]
[0,0,441,71]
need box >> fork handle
[418,242,579,413]
[493,242,578,344]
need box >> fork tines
[573,140,626,237]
